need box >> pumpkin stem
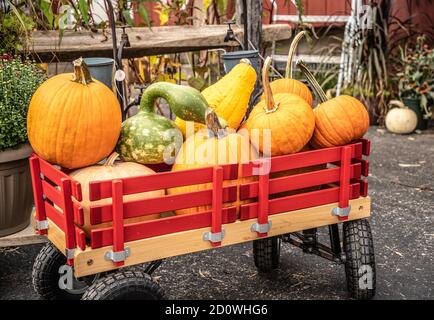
[389,100,405,109]
[105,152,120,166]
[205,110,227,139]
[262,56,279,113]
[296,60,328,103]
[285,31,307,79]
[240,58,252,65]
[72,57,93,85]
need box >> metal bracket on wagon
[65,248,76,260]
[104,247,131,263]
[35,219,49,231]
[203,230,225,243]
[332,206,351,218]
[251,221,272,234]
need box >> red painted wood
[44,201,65,231]
[338,146,352,221]
[111,180,125,267]
[241,143,363,177]
[240,163,362,200]
[257,159,270,237]
[239,183,361,221]
[29,156,47,235]
[360,159,369,177]
[60,179,76,265]
[308,0,326,15]
[358,179,368,197]
[41,179,62,206]
[360,138,371,156]
[89,163,238,201]
[89,185,237,225]
[75,227,86,251]
[71,180,82,202]
[73,203,84,226]
[39,157,69,186]
[90,206,237,249]
[211,167,223,247]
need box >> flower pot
[83,58,115,90]
[0,143,34,237]
[402,98,429,130]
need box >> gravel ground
[0,126,433,300]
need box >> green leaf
[122,10,135,27]
[40,0,54,26]
[138,3,151,28]
[78,0,90,25]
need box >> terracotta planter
[0,143,34,237]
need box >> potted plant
[0,57,45,236]
[396,36,434,130]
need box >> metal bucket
[83,58,115,90]
[222,50,260,74]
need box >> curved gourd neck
[262,56,279,113]
[139,82,172,114]
[285,31,307,79]
[72,57,93,85]
[296,60,328,103]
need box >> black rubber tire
[81,270,165,300]
[253,236,281,272]
[32,243,95,300]
[343,219,376,300]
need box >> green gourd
[117,82,226,165]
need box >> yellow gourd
[175,59,257,137]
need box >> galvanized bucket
[83,58,115,90]
[222,50,260,74]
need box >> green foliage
[0,11,35,55]
[395,35,434,117]
[0,58,45,151]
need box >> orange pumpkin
[70,152,163,236]
[242,57,315,156]
[167,112,258,216]
[297,60,370,148]
[27,58,122,169]
[261,31,313,105]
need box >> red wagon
[29,138,375,300]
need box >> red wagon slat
[88,163,239,201]
[41,179,62,205]
[44,201,65,231]
[241,142,363,177]
[90,206,237,249]
[239,163,362,200]
[239,183,361,221]
[88,185,237,225]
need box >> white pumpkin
[70,152,164,236]
[385,100,418,134]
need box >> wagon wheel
[32,242,99,300]
[252,236,281,272]
[81,270,165,300]
[343,219,376,300]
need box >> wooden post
[236,0,263,114]
[235,0,262,51]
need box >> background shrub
[0,58,45,151]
